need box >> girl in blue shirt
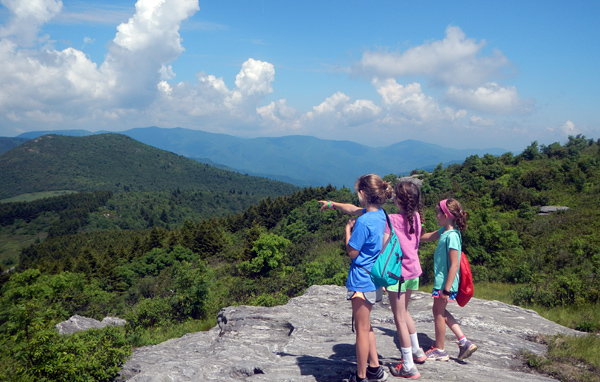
[344,174,392,382]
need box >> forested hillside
[0,135,599,381]
[0,133,297,199]
[0,136,27,154]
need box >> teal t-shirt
[433,227,462,292]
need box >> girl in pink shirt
[385,181,425,379]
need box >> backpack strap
[357,208,394,276]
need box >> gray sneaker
[366,365,388,381]
[389,363,420,379]
[413,348,427,364]
[457,340,478,361]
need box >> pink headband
[440,199,455,219]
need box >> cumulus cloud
[102,0,199,106]
[372,78,465,123]
[469,115,495,127]
[304,91,381,127]
[560,120,578,135]
[357,26,511,87]
[445,83,533,114]
[0,0,200,128]
[257,100,297,123]
[150,58,278,130]
[0,0,62,45]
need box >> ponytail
[355,174,392,206]
[444,198,468,232]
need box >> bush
[1,325,130,382]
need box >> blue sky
[0,0,598,152]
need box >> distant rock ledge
[538,206,569,215]
[55,314,126,335]
[117,285,579,382]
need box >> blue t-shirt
[346,208,386,292]
[433,227,462,291]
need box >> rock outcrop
[538,206,569,215]
[118,285,579,381]
[55,314,126,335]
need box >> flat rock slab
[118,285,579,381]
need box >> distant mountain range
[8,127,510,187]
[0,134,297,200]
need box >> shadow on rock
[281,343,356,382]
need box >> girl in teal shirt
[420,198,478,362]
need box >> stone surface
[55,314,127,335]
[118,285,580,381]
[538,206,569,215]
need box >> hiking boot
[425,347,449,361]
[389,363,420,379]
[413,348,427,364]
[457,340,478,361]
[366,365,388,381]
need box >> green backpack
[366,210,404,288]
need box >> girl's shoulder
[441,228,461,240]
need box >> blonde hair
[354,174,392,207]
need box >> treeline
[1,135,599,380]
[0,191,112,227]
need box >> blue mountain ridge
[15,127,510,187]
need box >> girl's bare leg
[444,309,465,340]
[404,290,417,336]
[432,297,447,349]
[368,329,380,367]
[389,291,411,348]
[352,297,375,378]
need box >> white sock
[401,347,414,370]
[409,332,420,353]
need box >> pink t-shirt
[384,213,422,280]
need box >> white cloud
[307,92,350,117]
[357,26,511,87]
[445,83,533,114]
[470,115,495,127]
[304,92,380,125]
[560,120,578,135]
[373,78,465,123]
[0,0,199,129]
[257,99,297,122]
[150,58,278,130]
[0,0,62,45]
[226,58,275,111]
[101,0,199,106]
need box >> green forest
[1,135,599,381]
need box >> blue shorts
[432,288,457,300]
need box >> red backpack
[456,251,474,307]
[446,231,474,307]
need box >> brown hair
[393,181,423,236]
[440,198,468,232]
[354,174,392,207]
